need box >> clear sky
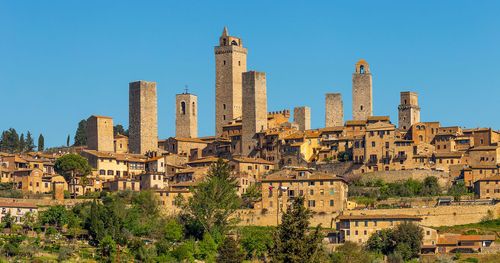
[1,1,499,147]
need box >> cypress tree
[271,196,324,263]
[19,133,25,153]
[25,131,35,152]
[73,119,87,146]
[38,134,45,152]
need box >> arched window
[360,105,364,111]
[181,101,186,115]
[223,38,227,45]
[360,65,365,74]
[231,40,238,46]
[419,135,423,141]
[192,102,196,116]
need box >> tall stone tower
[86,115,114,152]
[242,71,267,157]
[176,91,198,138]
[294,106,311,131]
[398,91,420,130]
[129,80,158,154]
[352,59,373,120]
[215,27,248,136]
[325,93,344,127]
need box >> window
[360,65,365,74]
[329,200,334,206]
[99,170,105,175]
[320,189,324,195]
[371,142,375,147]
[309,189,314,195]
[355,221,359,227]
[308,200,316,207]
[360,105,364,111]
[223,60,226,65]
[364,221,368,227]
[181,101,186,115]
[329,189,335,195]
[309,181,315,186]
[192,102,196,116]
[355,230,359,235]
[364,230,367,235]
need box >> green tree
[18,133,25,152]
[187,159,241,237]
[98,235,117,262]
[1,212,14,229]
[38,133,45,152]
[38,205,72,229]
[54,154,92,198]
[217,236,245,263]
[0,128,19,153]
[113,124,128,136]
[367,221,423,261]
[66,134,70,147]
[271,196,323,263]
[330,242,378,263]
[242,183,262,208]
[422,176,440,196]
[21,212,37,231]
[73,119,87,146]
[25,131,35,152]
[240,226,273,260]
[448,181,467,201]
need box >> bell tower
[352,59,373,120]
[214,27,248,136]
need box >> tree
[73,119,87,146]
[367,221,423,261]
[241,183,262,208]
[448,181,467,201]
[38,205,71,229]
[186,159,241,237]
[0,128,19,153]
[113,124,128,136]
[25,131,35,152]
[271,196,324,263]
[38,134,45,152]
[98,235,117,262]
[66,134,70,147]
[330,242,378,263]
[217,236,245,263]
[18,133,25,152]
[422,176,440,196]
[239,226,273,260]
[54,154,92,198]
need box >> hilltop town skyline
[1,1,499,147]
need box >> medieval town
[0,27,499,262]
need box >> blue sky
[1,1,499,147]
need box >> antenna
[184,85,189,94]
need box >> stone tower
[176,91,198,138]
[398,91,420,130]
[294,106,311,131]
[325,93,344,127]
[242,71,267,157]
[86,115,114,152]
[215,27,248,136]
[129,80,158,154]
[352,59,373,120]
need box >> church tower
[398,91,420,130]
[176,90,198,138]
[215,27,248,136]
[352,59,373,120]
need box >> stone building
[474,176,500,199]
[398,91,421,131]
[242,71,267,156]
[114,134,129,153]
[129,80,158,154]
[325,93,344,127]
[293,106,311,131]
[260,168,348,214]
[176,92,198,138]
[352,59,373,120]
[86,115,114,152]
[215,27,247,136]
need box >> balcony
[380,156,392,164]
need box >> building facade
[129,80,158,154]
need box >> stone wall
[352,60,373,120]
[237,203,500,228]
[241,71,267,156]
[86,115,114,152]
[358,169,453,187]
